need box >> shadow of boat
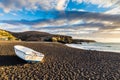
[0,55,27,66]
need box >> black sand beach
[0,42,120,80]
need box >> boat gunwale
[14,45,44,57]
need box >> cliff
[51,35,72,43]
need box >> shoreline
[66,43,120,54]
[0,41,120,79]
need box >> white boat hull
[14,45,44,62]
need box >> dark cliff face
[51,35,72,43]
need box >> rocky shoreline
[0,42,120,79]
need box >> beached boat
[14,45,44,62]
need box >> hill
[10,31,73,43]
[1,29,95,43]
[0,29,19,41]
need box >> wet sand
[0,42,120,80]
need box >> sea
[66,42,120,53]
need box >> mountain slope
[6,30,95,43]
[0,29,18,41]
[10,31,72,43]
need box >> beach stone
[0,42,120,80]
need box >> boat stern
[25,55,44,62]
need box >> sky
[0,0,120,43]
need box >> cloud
[0,0,26,13]
[0,0,69,13]
[0,13,4,16]
[0,0,120,15]
[73,0,118,8]
[0,23,30,32]
[0,11,120,30]
[56,0,69,10]
[71,0,120,15]
[1,11,120,26]
[0,11,120,42]
[105,7,120,14]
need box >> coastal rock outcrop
[51,35,72,43]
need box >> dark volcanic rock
[51,35,72,43]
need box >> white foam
[66,42,120,53]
